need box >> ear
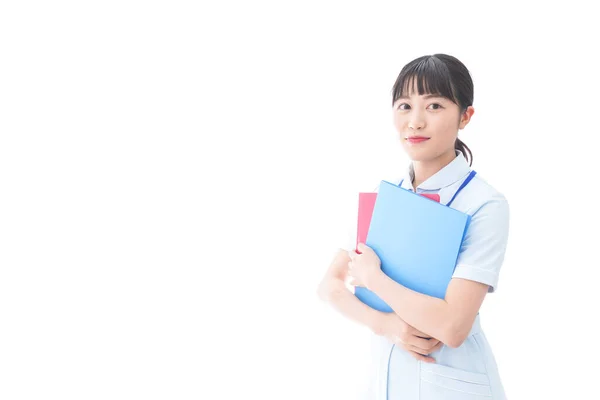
[459,106,475,130]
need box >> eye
[397,103,411,110]
[428,103,443,110]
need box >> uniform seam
[473,334,494,398]
[420,369,488,385]
[420,377,492,397]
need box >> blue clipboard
[354,180,471,312]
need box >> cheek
[393,114,405,131]
[433,118,458,140]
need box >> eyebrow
[396,94,445,101]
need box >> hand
[347,243,382,288]
[346,274,365,288]
[376,312,443,363]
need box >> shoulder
[461,174,509,218]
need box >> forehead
[395,74,452,102]
[396,93,446,101]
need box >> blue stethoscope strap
[398,170,477,207]
[445,170,477,207]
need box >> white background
[1,1,599,399]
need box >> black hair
[391,54,474,166]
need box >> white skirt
[363,314,506,400]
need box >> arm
[318,248,444,361]
[366,275,488,348]
[317,248,384,334]
[353,196,510,348]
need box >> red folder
[356,193,378,253]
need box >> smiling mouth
[406,137,430,143]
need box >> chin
[402,147,435,162]
[401,142,451,164]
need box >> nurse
[317,54,510,399]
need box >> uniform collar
[400,150,472,191]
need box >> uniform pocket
[420,362,492,399]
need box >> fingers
[402,342,438,356]
[406,336,440,351]
[430,340,444,353]
[394,340,436,363]
[410,327,432,339]
[402,326,438,350]
[402,321,431,340]
[347,276,365,287]
[408,350,436,363]
[387,334,439,358]
[347,250,358,260]
[395,335,442,355]
[423,338,442,351]
[414,333,433,340]
[349,243,370,258]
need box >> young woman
[318,54,510,399]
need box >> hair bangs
[392,56,457,105]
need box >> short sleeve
[452,195,510,293]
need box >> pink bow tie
[420,193,440,202]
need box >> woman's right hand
[377,312,444,363]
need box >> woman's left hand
[347,243,382,289]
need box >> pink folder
[356,193,378,253]
[356,191,440,253]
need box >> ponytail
[455,138,473,166]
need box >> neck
[411,150,457,189]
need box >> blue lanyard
[399,170,477,207]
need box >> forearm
[319,279,384,335]
[367,272,455,345]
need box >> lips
[406,136,430,144]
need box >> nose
[408,111,425,130]
[408,117,425,130]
